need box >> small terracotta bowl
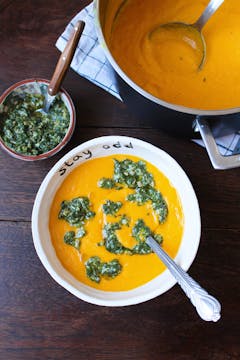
[0,78,76,161]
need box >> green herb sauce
[63,227,86,250]
[85,256,122,283]
[0,90,70,155]
[64,231,81,250]
[98,159,168,223]
[57,159,168,284]
[132,219,163,254]
[102,218,163,255]
[98,177,116,189]
[58,197,95,227]
[58,197,95,246]
[127,185,168,223]
[103,221,130,255]
[119,214,130,226]
[102,200,123,215]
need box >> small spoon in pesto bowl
[38,20,85,115]
[0,79,75,160]
[0,21,85,161]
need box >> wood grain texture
[0,222,239,360]
[0,1,240,359]
[1,127,239,229]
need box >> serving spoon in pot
[149,0,225,70]
[146,236,221,322]
[38,20,85,115]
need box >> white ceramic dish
[31,136,201,306]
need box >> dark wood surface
[0,1,239,359]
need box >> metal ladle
[146,236,221,322]
[149,0,225,70]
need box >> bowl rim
[0,78,76,161]
[31,135,201,306]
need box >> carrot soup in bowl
[32,136,201,306]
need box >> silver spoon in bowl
[146,236,221,322]
[38,20,85,115]
[149,0,225,70]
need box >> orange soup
[49,155,184,291]
[105,0,240,110]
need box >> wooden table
[0,1,239,359]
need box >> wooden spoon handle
[48,20,85,96]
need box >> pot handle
[195,117,240,170]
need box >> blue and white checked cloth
[56,2,240,156]
[56,3,120,99]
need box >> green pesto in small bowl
[0,85,70,156]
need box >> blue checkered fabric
[56,3,120,99]
[56,2,240,156]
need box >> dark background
[0,1,239,359]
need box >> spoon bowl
[149,22,206,70]
[149,0,224,70]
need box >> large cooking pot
[94,0,240,169]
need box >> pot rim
[94,0,240,117]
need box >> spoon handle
[48,20,85,96]
[194,0,225,31]
[146,236,221,322]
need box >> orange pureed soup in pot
[49,155,183,291]
[104,0,240,110]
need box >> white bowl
[31,136,201,306]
